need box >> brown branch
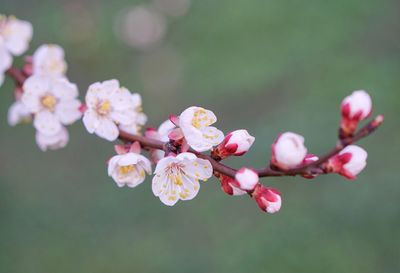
[118,115,384,179]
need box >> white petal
[52,78,79,101]
[158,119,176,142]
[7,101,31,126]
[33,111,62,136]
[94,117,119,141]
[32,44,67,77]
[36,126,69,151]
[183,157,213,181]
[82,109,100,133]
[110,109,136,125]
[55,99,82,125]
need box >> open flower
[21,75,82,136]
[32,44,67,77]
[118,93,147,135]
[36,126,69,151]
[108,152,152,188]
[252,184,282,214]
[271,132,307,170]
[326,145,367,180]
[0,15,33,56]
[152,152,212,206]
[7,100,31,126]
[83,80,143,141]
[178,106,224,152]
[340,90,372,137]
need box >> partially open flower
[178,106,224,152]
[326,145,367,180]
[21,75,82,137]
[340,90,372,137]
[145,119,176,163]
[271,132,307,170]
[214,129,255,159]
[252,184,282,214]
[36,126,69,151]
[83,79,143,141]
[108,152,152,188]
[32,44,67,77]
[152,152,212,206]
[235,168,259,191]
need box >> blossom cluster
[2,15,382,215]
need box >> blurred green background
[1,0,399,272]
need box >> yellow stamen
[41,95,57,111]
[98,100,111,115]
[119,165,134,174]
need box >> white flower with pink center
[21,75,82,137]
[271,132,307,170]
[108,152,152,188]
[36,126,69,151]
[32,44,67,77]
[178,106,224,152]
[152,152,212,206]
[83,79,143,141]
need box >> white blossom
[339,145,368,179]
[179,106,224,152]
[108,152,152,188]
[21,75,82,136]
[152,152,212,206]
[118,93,147,134]
[0,15,33,56]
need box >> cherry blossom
[118,93,147,135]
[83,79,145,141]
[235,168,259,191]
[327,145,367,180]
[214,129,255,158]
[152,152,212,206]
[341,90,373,136]
[178,106,224,152]
[108,152,152,188]
[0,15,33,56]
[252,184,282,214]
[21,75,82,136]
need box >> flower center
[41,95,57,111]
[119,165,134,174]
[97,100,111,115]
[192,108,214,129]
[166,163,185,185]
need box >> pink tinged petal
[168,128,184,141]
[21,75,52,113]
[341,90,372,120]
[55,99,82,125]
[158,119,176,141]
[115,144,128,155]
[82,109,100,133]
[33,111,62,136]
[94,118,119,141]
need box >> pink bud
[235,168,259,191]
[252,184,282,214]
[271,132,307,170]
[214,129,255,158]
[327,145,367,180]
[219,174,247,196]
[340,90,372,137]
